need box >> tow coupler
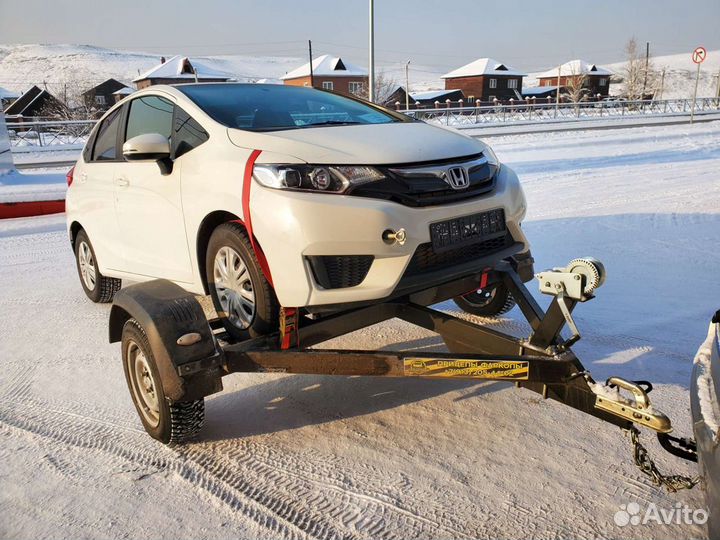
[109,257,699,492]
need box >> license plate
[429,208,506,252]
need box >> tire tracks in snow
[0,392,468,539]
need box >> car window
[173,106,209,159]
[178,84,410,132]
[91,106,123,161]
[125,95,173,142]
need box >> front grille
[349,153,496,207]
[404,233,512,277]
[307,255,374,289]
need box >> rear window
[177,84,409,132]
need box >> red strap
[242,150,274,287]
[479,269,490,289]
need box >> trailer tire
[121,318,204,444]
[453,282,516,317]
[74,229,121,303]
[206,222,279,342]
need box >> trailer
[108,256,702,496]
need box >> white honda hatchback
[66,83,532,340]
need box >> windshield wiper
[301,120,363,127]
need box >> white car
[66,83,532,340]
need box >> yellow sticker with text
[404,357,529,380]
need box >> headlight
[253,164,385,193]
[482,145,500,174]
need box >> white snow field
[1,121,719,539]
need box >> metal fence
[5,119,95,147]
[401,98,720,127]
[5,98,720,147]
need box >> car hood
[227,121,484,165]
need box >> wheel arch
[69,220,84,249]
[195,210,244,294]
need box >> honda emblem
[446,166,469,190]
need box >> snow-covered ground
[1,122,718,539]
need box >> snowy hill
[524,50,719,99]
[0,44,716,100]
[0,43,443,98]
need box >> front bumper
[250,164,529,307]
[690,312,720,537]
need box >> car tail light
[66,165,75,187]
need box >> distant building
[81,78,129,113]
[133,55,234,89]
[280,55,368,97]
[409,89,465,108]
[0,86,20,110]
[382,86,417,109]
[441,58,526,102]
[112,86,135,103]
[535,60,612,98]
[521,86,559,99]
[4,86,65,119]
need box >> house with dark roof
[281,55,368,96]
[81,78,130,113]
[382,86,417,109]
[441,58,526,102]
[535,60,613,97]
[133,56,234,89]
[409,89,465,108]
[4,86,65,119]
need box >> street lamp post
[368,0,375,102]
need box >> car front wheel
[206,223,279,341]
[453,282,516,317]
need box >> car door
[77,106,126,271]
[114,94,193,283]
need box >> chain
[628,427,700,492]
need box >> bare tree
[358,71,398,104]
[562,63,589,105]
[622,37,658,100]
[39,73,96,120]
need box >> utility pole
[404,60,410,110]
[308,40,314,88]
[658,68,665,100]
[716,69,720,99]
[641,41,650,99]
[368,0,375,102]
[555,65,561,115]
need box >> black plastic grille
[307,255,374,289]
[404,233,512,277]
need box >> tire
[453,282,516,317]
[121,319,205,444]
[206,222,279,341]
[74,229,121,303]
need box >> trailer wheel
[206,222,279,341]
[453,282,516,317]
[74,229,121,303]
[121,319,204,444]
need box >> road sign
[692,47,707,64]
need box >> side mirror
[123,133,170,161]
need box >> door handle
[115,178,129,187]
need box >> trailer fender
[109,279,222,402]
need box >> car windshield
[177,84,408,132]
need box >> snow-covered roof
[0,86,20,99]
[133,55,233,82]
[536,59,613,79]
[442,58,526,79]
[409,89,462,101]
[112,87,134,95]
[280,55,367,80]
[254,78,282,85]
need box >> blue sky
[1,0,718,72]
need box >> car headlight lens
[253,164,385,193]
[482,145,500,174]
